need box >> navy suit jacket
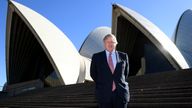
[90,50,130,103]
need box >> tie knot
[109,52,112,56]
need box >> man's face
[104,36,117,52]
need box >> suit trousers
[98,90,128,108]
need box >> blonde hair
[103,34,118,44]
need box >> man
[90,34,130,108]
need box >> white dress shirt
[105,50,117,69]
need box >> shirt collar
[105,49,116,55]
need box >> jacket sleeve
[124,54,129,79]
[90,54,97,82]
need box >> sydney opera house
[0,0,192,107]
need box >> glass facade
[45,71,61,87]
[8,12,61,86]
[116,16,175,76]
[144,44,174,73]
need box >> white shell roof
[79,26,111,59]
[112,4,189,69]
[9,0,81,85]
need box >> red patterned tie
[108,52,116,91]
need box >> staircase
[128,69,192,107]
[0,69,192,107]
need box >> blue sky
[0,0,192,89]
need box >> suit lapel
[102,50,122,74]
[115,51,121,63]
[102,50,116,74]
[101,51,111,72]
[114,51,122,73]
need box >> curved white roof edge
[112,4,189,69]
[173,9,192,44]
[79,26,111,58]
[172,10,188,43]
[8,0,81,85]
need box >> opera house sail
[111,4,189,75]
[173,9,192,67]
[6,0,84,87]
